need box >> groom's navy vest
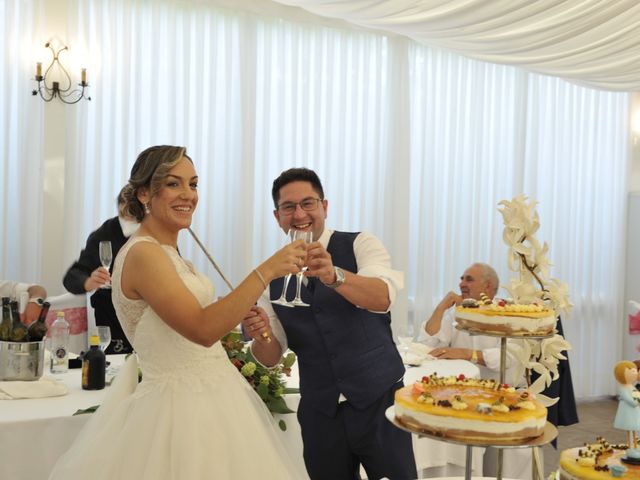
[270,231,404,417]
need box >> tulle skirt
[49,355,308,480]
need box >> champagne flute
[271,230,296,307]
[98,241,113,289]
[96,326,111,352]
[289,230,313,307]
[271,273,294,307]
[397,320,415,364]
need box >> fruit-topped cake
[558,438,640,480]
[455,295,557,336]
[394,373,547,442]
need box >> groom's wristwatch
[323,266,345,289]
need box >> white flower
[543,278,573,317]
[498,195,573,407]
[503,279,542,304]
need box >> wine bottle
[50,311,70,373]
[9,300,27,342]
[0,297,11,341]
[27,301,51,341]
[82,334,105,390]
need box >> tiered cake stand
[387,325,558,480]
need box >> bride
[49,145,309,479]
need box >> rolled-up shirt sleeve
[0,281,33,299]
[417,308,454,348]
[353,232,404,312]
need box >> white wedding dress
[49,236,308,480]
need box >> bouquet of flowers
[221,331,298,431]
[499,195,573,406]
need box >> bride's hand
[259,239,307,280]
[242,306,272,343]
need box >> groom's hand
[242,306,272,344]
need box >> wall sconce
[32,42,91,104]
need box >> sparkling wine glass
[96,326,111,352]
[397,320,415,364]
[289,230,313,307]
[271,273,294,307]
[98,241,113,289]
[271,229,297,308]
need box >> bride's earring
[144,203,151,214]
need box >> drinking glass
[289,230,313,307]
[96,326,111,352]
[271,273,294,307]
[98,241,113,289]
[397,321,415,364]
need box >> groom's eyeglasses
[276,197,322,216]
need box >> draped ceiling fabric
[272,0,640,92]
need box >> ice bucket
[0,340,45,381]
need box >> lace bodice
[112,236,235,388]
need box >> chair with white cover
[44,292,89,354]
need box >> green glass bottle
[9,300,28,342]
[27,301,50,341]
[0,297,11,341]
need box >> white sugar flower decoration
[507,335,571,407]
[499,194,573,406]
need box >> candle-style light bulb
[81,68,87,84]
[36,62,42,78]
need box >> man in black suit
[242,168,416,480]
[63,188,138,353]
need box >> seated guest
[419,262,532,479]
[419,262,522,382]
[63,187,139,353]
[0,280,47,324]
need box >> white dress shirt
[0,281,35,300]
[257,228,403,354]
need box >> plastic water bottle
[50,311,69,374]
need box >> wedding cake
[558,438,638,480]
[394,374,547,441]
[455,297,556,336]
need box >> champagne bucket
[0,340,45,381]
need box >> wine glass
[96,326,111,353]
[98,241,113,289]
[289,230,313,307]
[271,273,294,307]
[397,320,415,364]
[271,229,296,307]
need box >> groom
[243,168,416,480]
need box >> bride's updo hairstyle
[121,145,192,221]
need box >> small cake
[455,297,556,336]
[394,374,547,442]
[558,438,639,480]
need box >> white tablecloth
[0,356,483,480]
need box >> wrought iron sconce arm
[32,42,91,104]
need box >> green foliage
[221,331,299,431]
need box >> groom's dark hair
[271,168,325,208]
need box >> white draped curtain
[0,0,44,282]
[273,0,640,91]
[1,0,631,398]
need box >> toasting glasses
[271,229,312,307]
[98,241,113,289]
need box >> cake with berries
[558,438,639,480]
[394,374,547,442]
[455,295,556,336]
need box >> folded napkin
[399,342,436,366]
[0,375,69,400]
